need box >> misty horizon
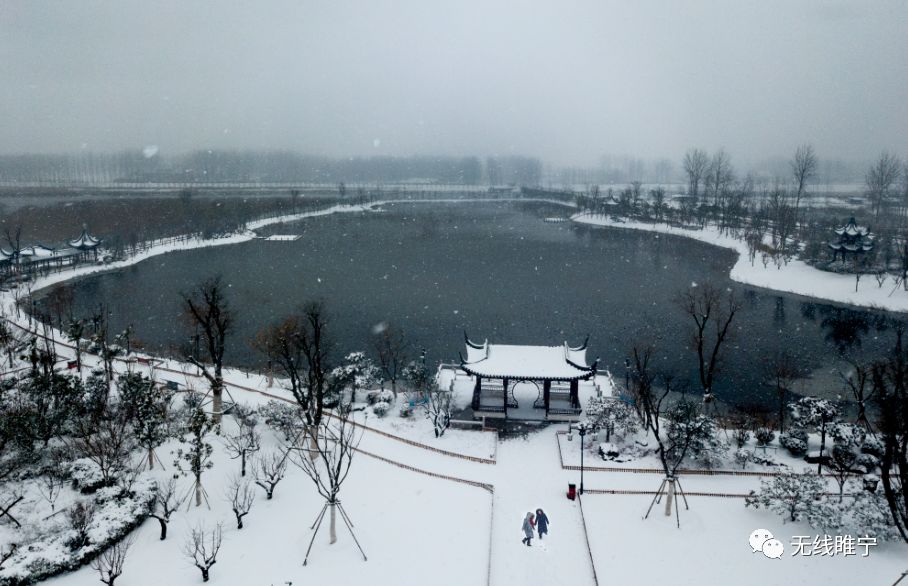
[2,1,907,169]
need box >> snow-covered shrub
[861,436,884,458]
[666,405,725,468]
[734,449,753,470]
[732,428,750,449]
[585,396,638,442]
[367,389,394,405]
[754,428,775,446]
[68,459,105,493]
[372,401,391,417]
[258,400,305,441]
[745,470,838,529]
[845,489,902,542]
[856,452,879,473]
[0,476,155,585]
[779,428,809,456]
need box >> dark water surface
[46,201,904,406]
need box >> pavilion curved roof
[69,229,102,250]
[460,333,597,381]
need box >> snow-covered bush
[0,477,155,586]
[734,449,753,470]
[367,389,394,405]
[846,489,903,542]
[68,459,105,493]
[779,428,809,456]
[666,405,725,468]
[732,428,750,449]
[372,401,391,417]
[754,427,775,446]
[861,436,884,458]
[258,400,305,441]
[745,470,838,528]
[584,396,638,443]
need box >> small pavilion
[828,217,873,262]
[460,334,598,422]
[69,228,102,261]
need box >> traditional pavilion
[460,334,598,421]
[69,228,102,261]
[828,217,873,262]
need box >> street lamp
[574,421,593,495]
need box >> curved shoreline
[572,212,908,314]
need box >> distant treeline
[0,151,542,186]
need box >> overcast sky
[1,1,906,166]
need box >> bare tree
[253,449,288,500]
[706,149,734,206]
[255,302,337,429]
[764,351,801,433]
[225,475,255,529]
[91,535,134,586]
[682,148,709,198]
[628,344,703,522]
[182,276,232,422]
[289,407,363,556]
[422,379,453,438]
[183,523,223,583]
[149,478,186,540]
[790,143,817,213]
[870,330,908,543]
[34,473,64,514]
[866,151,902,218]
[677,283,742,401]
[372,323,409,396]
[839,358,875,430]
[222,405,260,476]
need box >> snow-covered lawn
[581,494,908,586]
[44,419,492,586]
[573,212,908,313]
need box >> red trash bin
[567,483,577,501]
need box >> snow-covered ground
[573,212,908,313]
[582,495,906,586]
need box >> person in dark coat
[521,512,535,546]
[535,508,550,539]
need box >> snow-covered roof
[460,335,597,380]
[833,217,870,238]
[19,244,57,258]
[69,229,101,250]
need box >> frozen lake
[46,201,903,407]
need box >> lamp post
[574,422,591,495]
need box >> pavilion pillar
[502,378,509,415]
[472,376,482,411]
[570,379,579,410]
[543,380,551,414]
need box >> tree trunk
[201,568,209,582]
[158,517,167,540]
[329,502,338,544]
[212,385,223,424]
[818,423,827,475]
[240,452,246,476]
[664,479,674,517]
[195,480,203,507]
[148,448,155,470]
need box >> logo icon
[749,529,784,559]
